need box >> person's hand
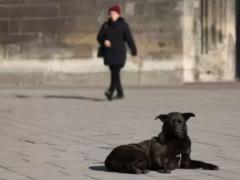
[131,50,137,57]
[104,40,111,48]
[132,53,137,57]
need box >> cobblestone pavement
[0,85,240,180]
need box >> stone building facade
[0,0,238,87]
[183,0,236,82]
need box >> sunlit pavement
[0,85,240,180]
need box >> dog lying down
[105,112,219,174]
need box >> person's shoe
[104,91,113,101]
[114,94,124,100]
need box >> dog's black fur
[105,112,219,174]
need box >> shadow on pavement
[43,95,106,102]
[13,95,31,99]
[89,165,108,172]
[12,94,106,102]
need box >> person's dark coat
[97,17,137,67]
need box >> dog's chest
[154,143,180,156]
[150,140,181,167]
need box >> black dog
[105,112,219,174]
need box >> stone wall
[0,0,237,87]
[0,0,184,87]
[0,0,183,60]
[0,0,98,60]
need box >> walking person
[97,5,137,101]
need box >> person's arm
[97,23,107,46]
[124,23,137,56]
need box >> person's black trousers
[108,65,123,96]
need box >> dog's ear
[182,113,195,121]
[155,114,168,122]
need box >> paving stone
[0,85,239,179]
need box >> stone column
[224,0,236,80]
[183,0,196,82]
[236,0,240,79]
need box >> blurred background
[0,0,238,87]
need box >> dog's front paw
[207,165,219,171]
[202,164,219,171]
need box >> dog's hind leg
[126,161,149,174]
[125,152,150,174]
[105,158,126,172]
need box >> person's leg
[115,66,124,98]
[109,65,115,93]
[105,65,116,100]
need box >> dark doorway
[236,0,240,79]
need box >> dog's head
[155,112,195,138]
